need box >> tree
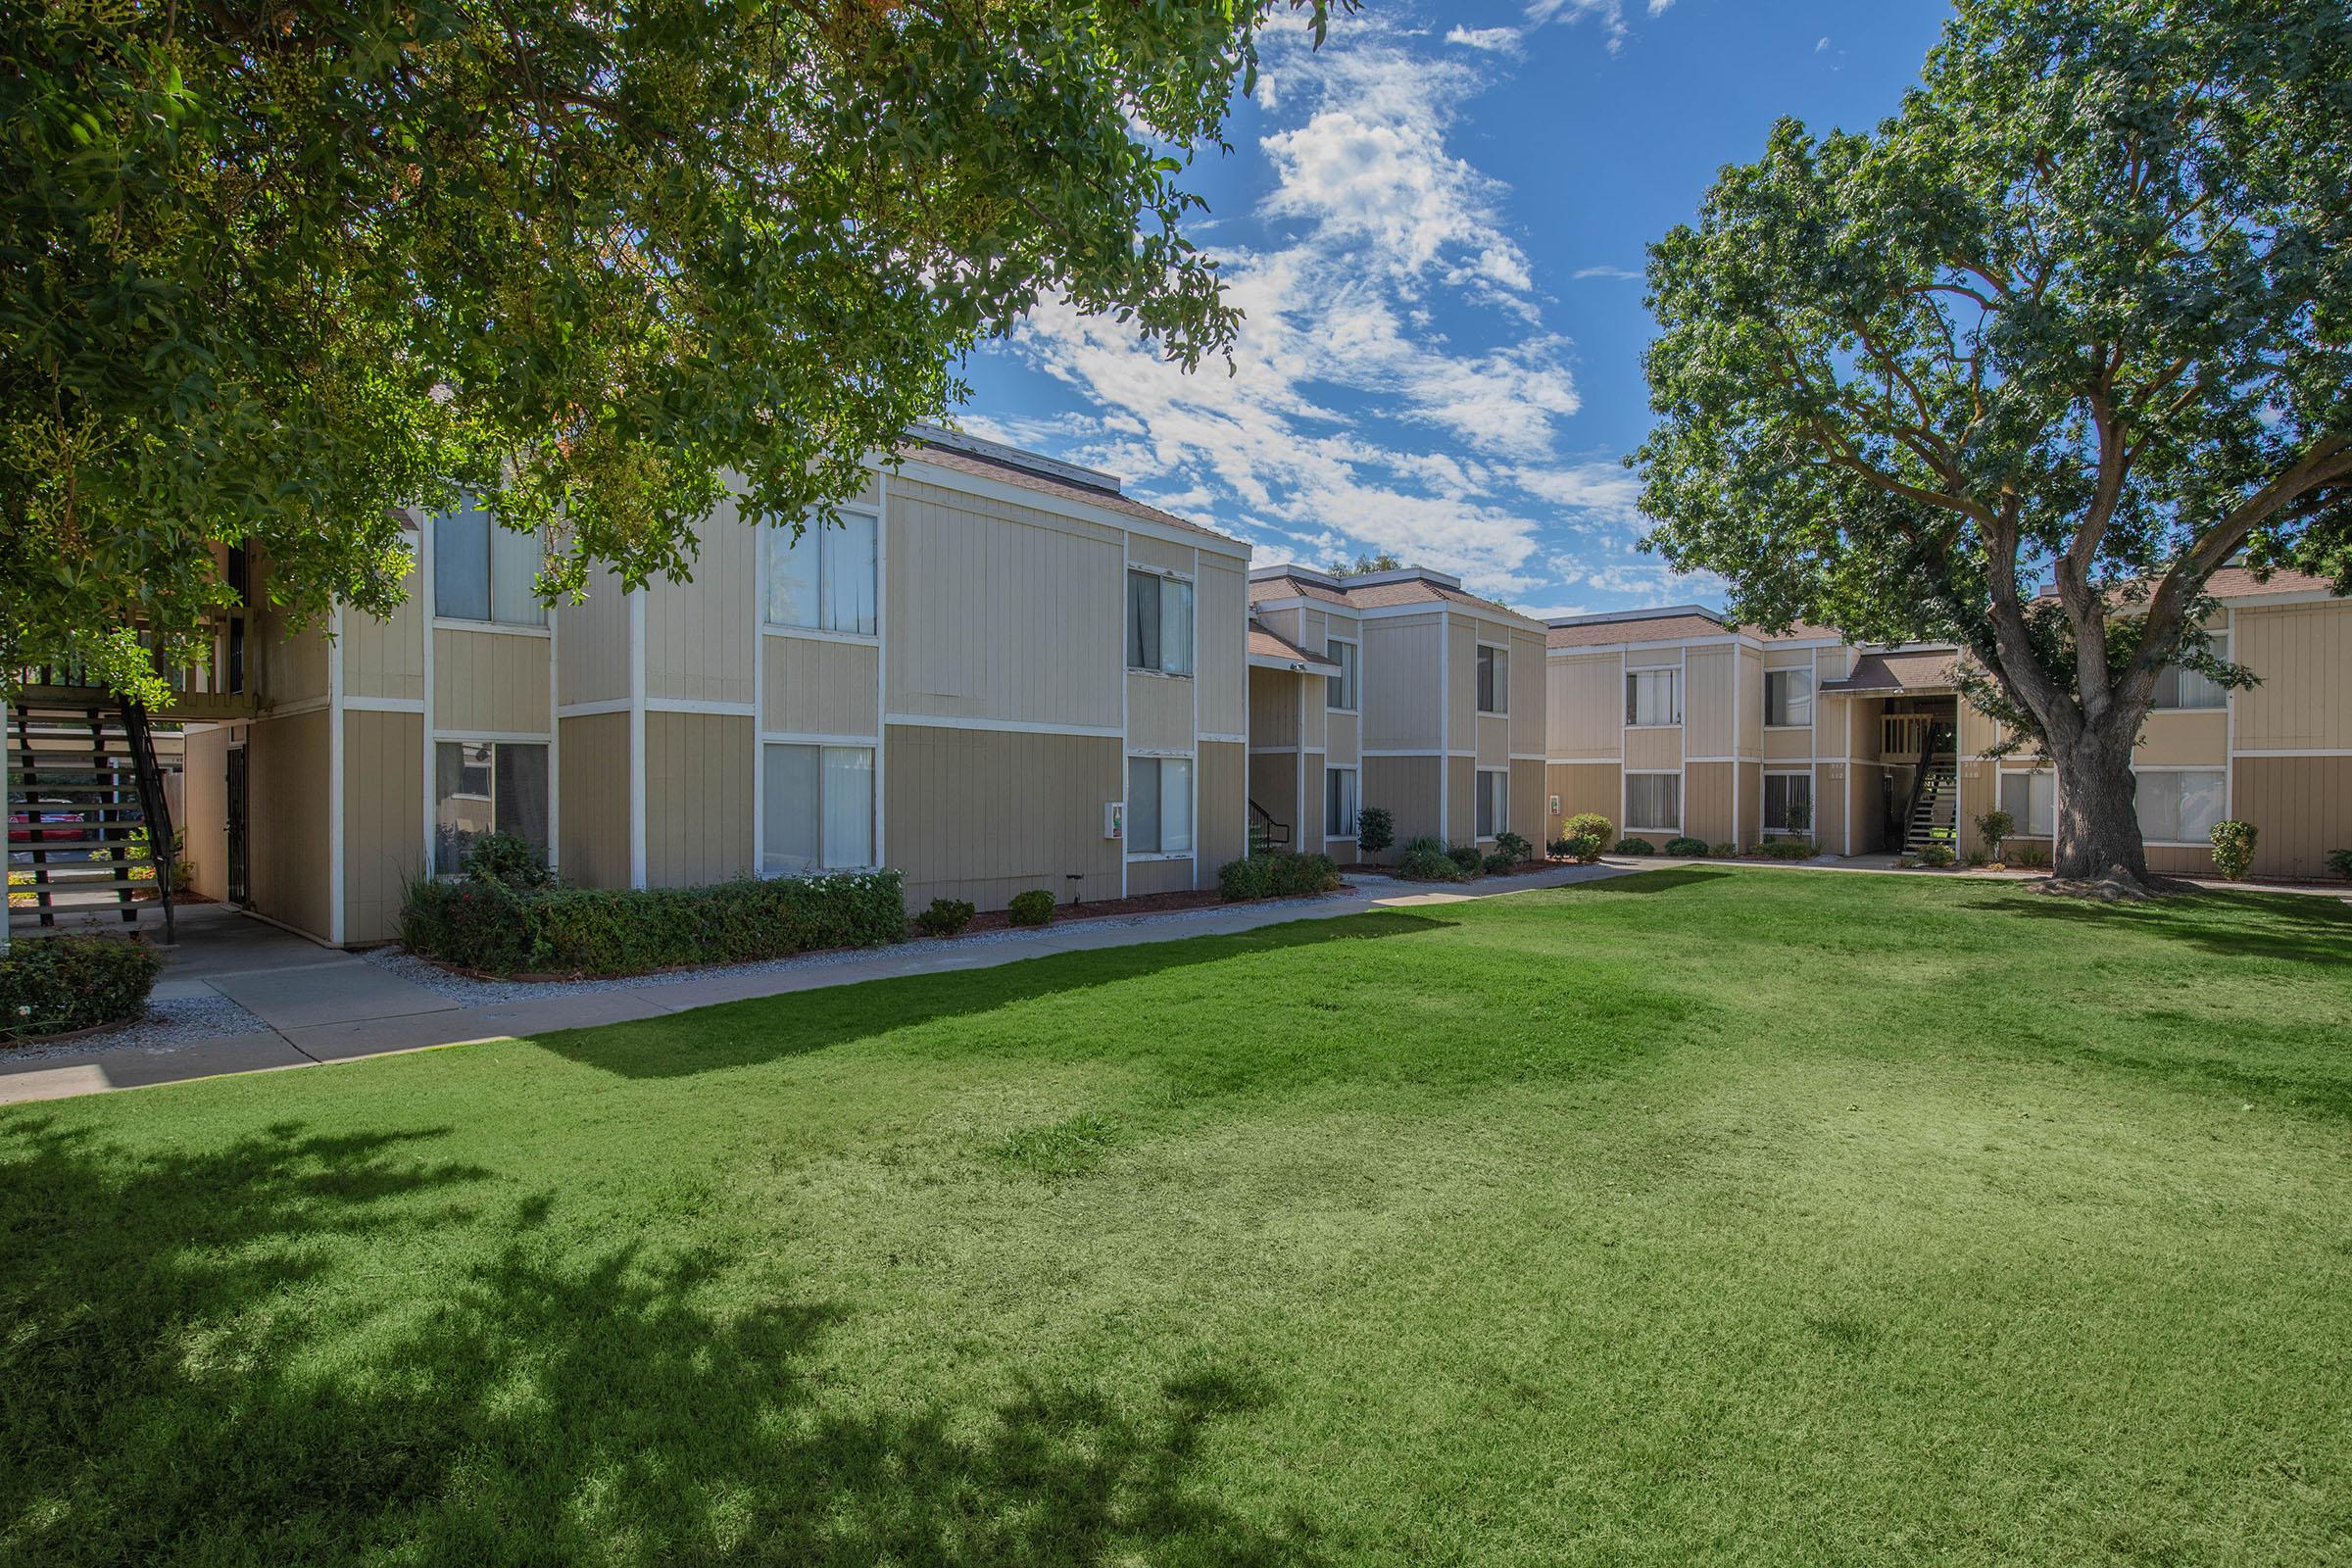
[1327,551,1406,576]
[4,0,1337,701]
[1634,0,2350,890]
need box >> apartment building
[1543,568,2351,880]
[179,429,1251,945]
[1247,566,1547,860]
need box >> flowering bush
[2,937,162,1043]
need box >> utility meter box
[1103,801,1124,841]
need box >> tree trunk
[2047,722,2150,887]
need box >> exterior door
[225,745,249,906]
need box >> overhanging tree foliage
[1635,0,2350,887]
[4,0,1335,701]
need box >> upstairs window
[1476,646,1508,714]
[765,509,878,636]
[1326,638,1358,711]
[2150,637,2229,710]
[434,505,545,626]
[1626,668,1681,727]
[1127,571,1195,675]
[1764,668,1813,727]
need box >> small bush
[1914,843,1955,868]
[1218,855,1272,902]
[2,937,163,1043]
[1613,838,1656,856]
[461,831,556,889]
[2012,841,2053,869]
[1220,852,1339,902]
[913,897,976,937]
[1355,806,1395,856]
[2209,819,2258,881]
[1396,836,1470,882]
[1491,831,1532,866]
[2328,848,2352,881]
[1709,841,1740,858]
[1973,808,2015,862]
[1446,843,1486,876]
[1663,836,1708,857]
[1554,835,1601,862]
[1007,889,1056,927]
[1482,851,1518,874]
[1562,812,1613,852]
[1756,839,1819,860]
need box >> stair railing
[1895,718,1937,846]
[1249,799,1291,853]
[121,697,177,943]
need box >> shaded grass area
[4,870,2350,1564]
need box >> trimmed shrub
[461,831,556,889]
[1492,831,1533,867]
[1914,842,1955,868]
[1756,840,1819,860]
[1007,889,1056,927]
[2209,819,2258,881]
[2328,848,2352,881]
[1396,836,1470,882]
[1482,851,1517,874]
[1355,806,1395,856]
[2012,841,2053,869]
[401,869,906,976]
[1613,837,1656,856]
[1973,808,2015,863]
[1562,813,1613,854]
[1709,841,1740,858]
[1219,852,1340,902]
[2,937,163,1043]
[1551,835,1600,862]
[1663,836,1708,857]
[913,898,976,938]
[1218,855,1273,903]
[1446,843,1485,876]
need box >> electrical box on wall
[1103,801,1124,840]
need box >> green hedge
[400,870,906,976]
[1664,836,1709,857]
[2,937,163,1043]
[1217,851,1340,902]
[1755,840,1819,860]
[1007,889,1056,927]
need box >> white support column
[327,606,347,946]
[628,589,648,889]
[874,469,890,874]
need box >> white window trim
[432,616,552,640]
[1324,763,1360,841]
[2129,763,2230,847]
[757,740,881,877]
[1996,765,2058,839]
[2148,635,2231,712]
[1474,765,1510,841]
[1325,636,1360,713]
[1475,641,1509,716]
[1762,667,1814,730]
[761,624,880,649]
[761,506,880,637]
[1623,768,1683,836]
[1625,667,1683,729]
[1761,767,1814,836]
[1124,752,1197,858]
[430,735,552,876]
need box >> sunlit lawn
[4,868,2349,1564]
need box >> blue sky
[956,0,1954,617]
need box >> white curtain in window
[1477,771,1506,837]
[434,508,491,621]
[820,747,873,867]
[2153,659,2228,710]
[765,527,822,629]
[1160,580,1195,675]
[1327,641,1357,710]
[1999,771,2056,837]
[1627,669,1679,726]
[1765,669,1812,727]
[822,512,878,635]
[1128,755,1162,853]
[1478,647,1507,713]
[489,524,545,626]
[2135,769,2225,843]
[1627,773,1680,831]
[1160,758,1194,854]
[1325,766,1357,837]
[762,745,821,874]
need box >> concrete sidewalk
[0,861,1637,1104]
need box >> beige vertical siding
[179,726,229,902]
[260,613,330,708]
[1250,666,1300,749]
[1848,763,1889,854]
[1956,756,1995,857]
[1545,762,1620,841]
[1814,762,1846,850]
[1624,726,1684,770]
[246,709,333,941]
[344,557,425,703]
[1762,727,1812,762]
[1123,531,1194,574]
[1327,710,1359,765]
[1509,758,1543,845]
[886,478,1124,728]
[1509,629,1545,759]
[1365,616,1445,751]
[2235,602,2352,750]
[1301,758,1327,847]
[644,711,753,887]
[646,501,758,705]
[1547,654,1623,760]
[434,628,553,735]
[887,724,1122,908]
[1476,712,1508,767]
[1446,755,1475,842]
[1126,672,1195,753]
[1684,648,1735,758]
[2135,710,2229,765]
[1446,619,1476,750]
[1365,756,1442,849]
[342,710,423,943]
[558,563,632,707]
[1684,762,1733,844]
[762,636,881,738]
[1198,740,1247,873]
[559,711,633,890]
[1737,761,1761,845]
[1301,666,1329,753]
[2232,756,2352,880]
[1196,554,1249,737]
[1736,648,1763,760]
[1125,858,1196,897]
[1249,751,1300,832]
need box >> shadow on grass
[1574,868,1738,894]
[543,908,1458,1081]
[0,1116,1324,1566]
[1978,884,2352,965]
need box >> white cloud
[1548,558,1726,603]
[1816,35,1831,51]
[1445,24,1524,53]
[1571,264,1642,281]
[1524,0,1675,52]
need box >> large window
[1999,770,2056,837]
[1127,571,1195,675]
[762,744,874,874]
[1475,769,1509,838]
[1626,667,1681,727]
[1476,645,1508,714]
[1325,765,1359,839]
[2151,637,2229,710]
[434,506,545,626]
[434,741,548,871]
[1763,771,1813,835]
[1128,755,1195,856]
[2134,768,2226,844]
[1326,638,1358,711]
[765,509,878,635]
[1625,772,1681,833]
[1764,668,1813,728]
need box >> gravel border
[4,989,273,1062]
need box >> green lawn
[5,869,2351,1565]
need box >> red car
[8,806,88,847]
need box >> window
[1763,771,1813,835]
[1475,769,1508,839]
[433,741,548,871]
[1476,645,1508,714]
[1999,770,2056,837]
[1764,668,1813,728]
[1325,765,1359,839]
[764,509,878,635]
[1625,772,1681,833]
[1127,755,1194,855]
[1126,571,1195,675]
[2134,768,2226,844]
[1626,667,1681,726]
[762,744,874,874]
[1326,638,1358,711]
[2151,637,2229,710]
[434,505,544,626]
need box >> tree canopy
[4,0,1333,700]
[1634,0,2350,882]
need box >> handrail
[1896,719,1938,843]
[1248,799,1291,851]
[121,696,177,943]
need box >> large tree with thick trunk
[1633,0,2351,889]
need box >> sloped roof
[1247,568,1542,627]
[1248,618,1340,669]
[1249,572,1354,608]
[894,440,1240,548]
[1546,612,1730,650]
[1740,621,1845,643]
[1819,650,1961,695]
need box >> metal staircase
[1249,800,1292,856]
[1901,760,1959,853]
[8,693,178,941]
